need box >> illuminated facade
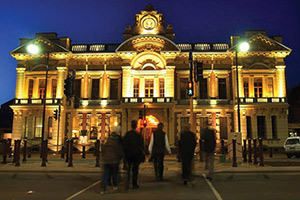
[10,5,291,151]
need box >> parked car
[283,136,300,158]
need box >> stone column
[275,66,286,97]
[249,75,254,97]
[82,72,89,99]
[122,66,132,97]
[139,77,145,97]
[165,66,175,97]
[33,78,39,98]
[15,68,26,99]
[210,71,216,98]
[56,67,67,99]
[154,76,159,97]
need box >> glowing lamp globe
[27,44,39,55]
[239,42,250,52]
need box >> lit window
[48,117,53,139]
[254,77,263,98]
[145,79,154,97]
[134,79,139,97]
[159,78,164,97]
[34,116,42,138]
[39,79,46,99]
[243,77,249,97]
[28,79,34,99]
[52,79,57,98]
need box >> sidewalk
[1,153,300,174]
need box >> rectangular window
[52,79,57,98]
[268,77,274,97]
[257,116,266,139]
[272,116,277,139]
[34,116,43,138]
[218,78,227,99]
[48,117,53,139]
[133,79,139,97]
[91,79,99,99]
[219,117,228,139]
[28,79,34,99]
[74,79,81,98]
[145,79,154,97]
[180,78,188,99]
[110,79,118,100]
[243,77,249,98]
[39,79,46,99]
[246,116,252,138]
[159,78,164,97]
[200,78,208,99]
[254,77,263,98]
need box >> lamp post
[27,44,50,156]
[235,42,249,133]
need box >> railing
[239,97,286,103]
[14,98,62,105]
[80,99,120,106]
[122,97,173,103]
[177,99,231,105]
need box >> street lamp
[236,42,249,133]
[27,43,50,163]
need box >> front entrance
[137,115,159,153]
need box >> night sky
[0,0,299,105]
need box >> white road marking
[202,174,223,200]
[65,180,101,200]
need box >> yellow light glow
[101,100,108,107]
[27,44,39,55]
[239,42,249,52]
[82,100,89,107]
[114,121,118,126]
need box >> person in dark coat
[101,131,124,194]
[148,122,171,181]
[123,120,145,189]
[202,127,216,181]
[180,123,196,185]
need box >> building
[10,4,291,152]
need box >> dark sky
[0,0,299,105]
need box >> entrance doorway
[137,115,159,153]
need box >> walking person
[180,123,196,185]
[148,122,171,181]
[123,120,145,189]
[101,129,124,194]
[202,127,216,181]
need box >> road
[0,171,299,200]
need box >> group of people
[100,119,216,194]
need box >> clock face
[142,17,156,30]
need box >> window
[23,117,28,139]
[268,77,274,97]
[243,77,249,98]
[159,78,164,97]
[110,79,118,100]
[28,79,34,99]
[74,79,81,98]
[145,79,154,97]
[272,116,277,139]
[39,79,46,99]
[52,79,57,98]
[257,116,266,139]
[48,117,53,139]
[218,78,227,99]
[254,77,263,98]
[200,78,208,99]
[219,117,228,139]
[91,79,99,99]
[180,78,188,99]
[133,79,139,97]
[246,116,252,138]
[34,116,43,138]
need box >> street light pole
[235,50,241,133]
[41,52,49,147]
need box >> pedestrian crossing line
[65,180,101,200]
[202,174,223,200]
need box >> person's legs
[157,153,165,180]
[101,164,110,193]
[153,153,159,180]
[132,161,140,188]
[207,153,214,179]
[111,163,119,187]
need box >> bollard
[232,139,237,167]
[95,139,100,167]
[199,139,204,162]
[65,139,69,163]
[13,140,17,163]
[82,146,86,159]
[22,138,27,162]
[41,140,47,167]
[28,146,32,158]
[253,138,258,165]
[259,138,264,167]
[243,139,247,162]
[8,139,12,158]
[15,140,21,167]
[61,146,65,159]
[247,138,252,163]
[269,147,273,158]
[221,139,225,154]
[68,139,73,167]
[2,139,7,164]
